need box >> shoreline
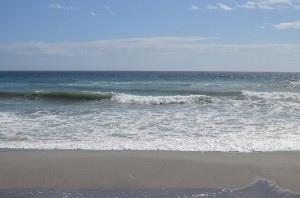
[0,150,300,194]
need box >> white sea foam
[1,100,299,152]
[1,135,300,152]
[242,90,300,101]
[111,94,212,105]
[290,81,300,88]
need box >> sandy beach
[0,150,300,195]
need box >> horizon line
[0,70,299,73]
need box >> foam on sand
[0,179,299,198]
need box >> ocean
[0,71,299,152]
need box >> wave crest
[242,90,300,101]
[112,94,212,105]
[0,91,212,104]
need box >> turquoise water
[0,71,300,151]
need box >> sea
[0,71,300,152]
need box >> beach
[1,150,300,195]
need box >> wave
[267,81,300,89]
[0,91,212,104]
[128,89,241,97]
[2,90,300,104]
[290,81,300,89]
[112,94,212,105]
[242,90,300,101]
[0,91,113,101]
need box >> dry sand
[0,150,300,193]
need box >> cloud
[1,37,299,57]
[207,3,233,11]
[274,20,300,29]
[48,3,79,10]
[218,3,234,10]
[90,12,96,16]
[238,1,273,9]
[189,5,200,10]
[238,0,299,10]
[1,37,300,71]
[205,0,299,11]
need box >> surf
[0,91,213,104]
[0,91,113,101]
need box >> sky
[0,0,300,71]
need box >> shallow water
[0,180,299,198]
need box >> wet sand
[0,150,300,194]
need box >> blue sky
[0,0,300,71]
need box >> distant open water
[0,71,300,152]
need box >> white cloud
[189,5,200,10]
[90,12,96,16]
[206,0,299,11]
[1,37,300,71]
[207,3,233,11]
[238,1,273,9]
[274,20,300,29]
[238,1,257,9]
[238,0,299,10]
[1,37,299,57]
[48,3,79,10]
[218,3,234,10]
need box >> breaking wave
[0,91,212,104]
[112,94,212,104]
[242,90,300,101]
[2,90,300,104]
